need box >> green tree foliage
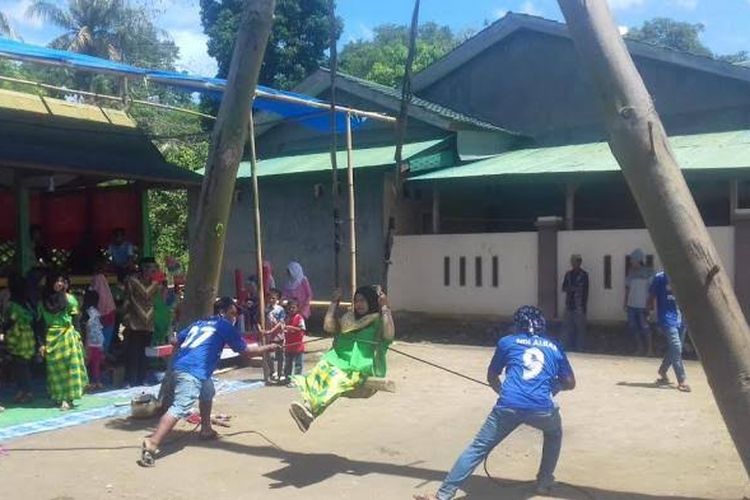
[626,18,712,57]
[26,0,177,68]
[200,0,337,88]
[626,17,747,63]
[0,11,20,39]
[339,22,462,87]
[149,141,209,269]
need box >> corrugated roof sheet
[0,89,200,185]
[235,138,449,179]
[410,130,750,181]
[332,70,517,134]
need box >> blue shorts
[168,371,215,419]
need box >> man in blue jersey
[415,306,576,499]
[648,271,691,393]
[140,297,277,466]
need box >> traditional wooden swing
[249,0,421,398]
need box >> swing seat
[343,377,396,399]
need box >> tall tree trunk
[557,0,750,475]
[182,0,276,324]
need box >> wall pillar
[15,174,32,274]
[139,186,153,258]
[734,209,750,318]
[536,216,562,319]
[432,185,440,234]
[565,182,577,231]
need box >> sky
[1,0,749,78]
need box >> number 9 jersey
[489,333,574,412]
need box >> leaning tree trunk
[182,0,276,324]
[557,0,750,476]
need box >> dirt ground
[1,340,747,500]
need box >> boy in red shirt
[284,299,306,382]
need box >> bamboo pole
[557,0,750,475]
[328,0,342,290]
[346,112,357,299]
[248,111,271,383]
[182,0,276,324]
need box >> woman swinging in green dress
[289,285,395,432]
[38,273,88,411]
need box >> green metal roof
[410,130,750,181]
[0,89,201,186]
[235,138,452,179]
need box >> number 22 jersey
[489,333,574,412]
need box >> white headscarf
[286,261,305,289]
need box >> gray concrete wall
[206,171,386,298]
[418,30,750,144]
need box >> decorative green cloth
[152,292,172,346]
[39,294,88,403]
[294,311,391,417]
[6,302,36,360]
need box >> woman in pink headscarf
[282,261,313,319]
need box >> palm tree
[26,0,125,60]
[0,11,20,40]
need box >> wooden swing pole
[346,112,357,300]
[182,0,275,324]
[248,111,271,383]
[557,0,750,475]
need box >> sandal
[139,439,158,467]
[289,402,314,433]
[655,375,671,386]
[677,384,692,393]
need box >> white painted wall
[557,227,735,321]
[388,233,538,315]
[388,227,735,321]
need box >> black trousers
[124,330,152,386]
[12,355,32,393]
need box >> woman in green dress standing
[289,285,395,432]
[38,273,88,410]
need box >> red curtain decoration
[0,187,142,250]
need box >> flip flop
[289,402,313,433]
[677,384,692,393]
[139,440,158,467]
[655,376,671,386]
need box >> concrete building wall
[418,30,750,144]
[557,227,735,321]
[388,232,538,316]
[203,171,387,298]
[387,227,734,321]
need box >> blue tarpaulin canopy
[0,37,374,132]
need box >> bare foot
[59,401,71,411]
[199,428,220,441]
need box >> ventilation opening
[492,256,499,287]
